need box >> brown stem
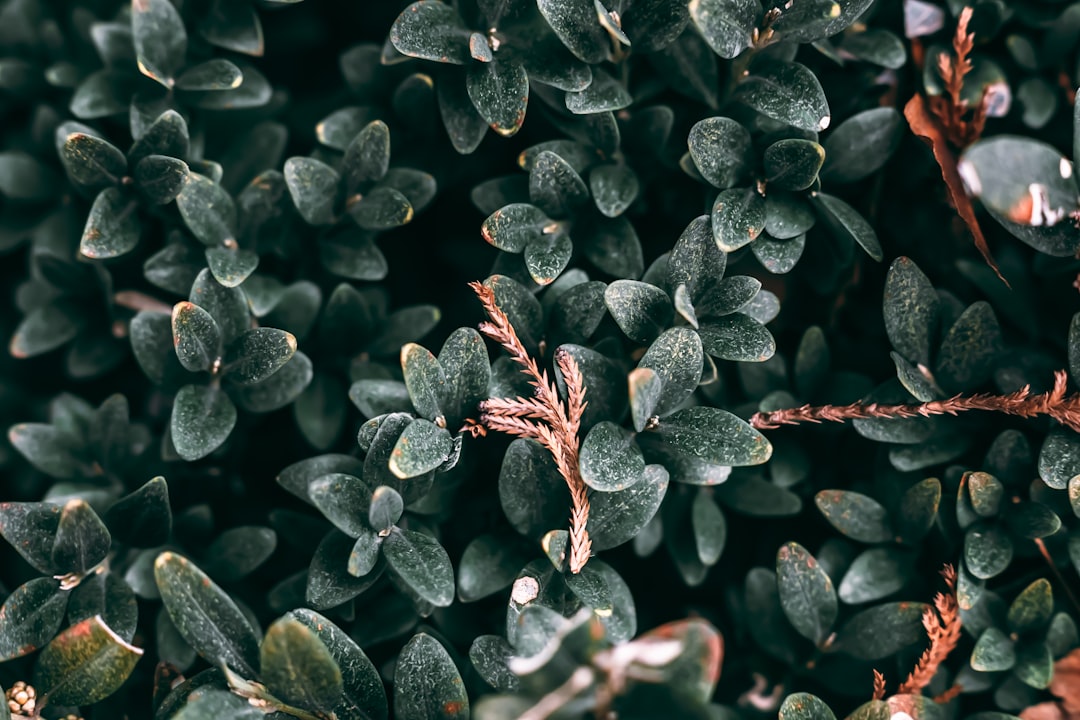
[751,371,1080,433]
[1034,537,1080,618]
[470,280,592,573]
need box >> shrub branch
[751,370,1080,432]
[469,281,592,573]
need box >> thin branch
[898,564,962,694]
[1034,537,1080,618]
[470,280,593,573]
[751,371,1080,432]
[872,670,886,701]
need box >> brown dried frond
[872,669,886,701]
[469,280,592,573]
[898,565,961,694]
[929,6,988,148]
[752,370,1080,431]
[933,683,963,704]
[904,7,1003,283]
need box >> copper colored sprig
[930,6,988,148]
[899,564,962,694]
[468,281,592,574]
[752,370,1080,433]
[870,565,961,700]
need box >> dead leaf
[903,93,1008,286]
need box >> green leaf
[588,464,669,551]
[590,163,638,217]
[1005,501,1061,539]
[308,473,374,538]
[170,384,237,461]
[132,0,187,87]
[967,471,1004,517]
[401,343,447,422]
[32,615,143,706]
[499,438,569,537]
[154,551,260,677]
[1039,430,1080,490]
[176,59,243,91]
[0,578,69,660]
[834,601,930,660]
[764,139,825,191]
[469,635,519,692]
[688,0,759,59]
[524,233,573,286]
[467,59,528,137]
[958,136,1080,256]
[776,541,837,645]
[965,524,1014,580]
[971,627,1016,672]
[482,203,553,253]
[284,156,340,226]
[812,192,882,261]
[59,131,127,192]
[51,499,111,575]
[369,486,404,532]
[765,192,816,240]
[437,70,488,154]
[178,173,238,246]
[8,424,81,479]
[348,186,414,230]
[260,616,344,712]
[172,301,222,373]
[604,280,673,343]
[565,68,632,114]
[733,61,831,132]
[712,187,766,252]
[0,151,58,200]
[780,693,837,720]
[204,526,277,582]
[457,534,531,602]
[206,247,259,288]
[190,268,249,345]
[388,419,453,479]
[1015,641,1053,689]
[390,1,472,65]
[687,116,753,189]
[753,234,806,274]
[1008,578,1053,635]
[170,687,263,719]
[896,477,941,544]
[288,609,389,720]
[128,110,190,167]
[134,155,189,204]
[883,257,938,366]
[349,529,382,578]
[234,351,313,413]
[838,547,913,604]
[103,476,172,548]
[383,528,455,607]
[933,301,1003,393]
[692,489,726,565]
[537,0,611,64]
[225,328,297,385]
[340,125,390,199]
[698,314,776,362]
[68,572,138,643]
[394,633,469,719]
[80,187,141,259]
[579,214,645,279]
[579,421,645,491]
[0,501,63,573]
[637,327,704,417]
[10,306,80,360]
[647,406,772,466]
[814,491,892,543]
[822,107,903,183]
[530,150,589,219]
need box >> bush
[1,0,1079,718]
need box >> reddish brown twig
[899,564,961,694]
[871,670,886,701]
[904,7,1004,284]
[469,280,592,573]
[930,7,987,149]
[752,370,1080,432]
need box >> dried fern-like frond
[469,280,592,573]
[898,564,962,694]
[872,669,886,701]
[752,371,1080,432]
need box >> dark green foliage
[0,0,1078,718]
